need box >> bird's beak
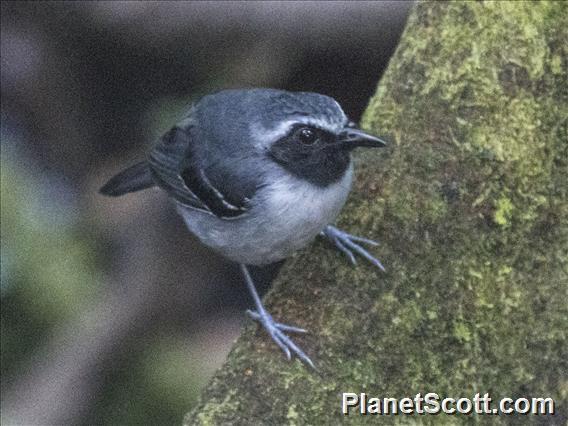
[338,128,387,149]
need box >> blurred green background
[1,2,410,424]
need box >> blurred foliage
[1,145,101,376]
[93,338,206,426]
[1,130,210,425]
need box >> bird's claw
[246,310,307,333]
[322,225,385,272]
[246,309,315,369]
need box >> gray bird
[100,88,386,368]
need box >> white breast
[178,164,353,265]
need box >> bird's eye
[298,128,317,145]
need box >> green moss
[187,2,567,424]
[286,404,299,423]
[193,390,240,426]
[493,196,514,227]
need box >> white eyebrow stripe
[251,116,345,149]
[295,116,344,133]
[251,119,298,148]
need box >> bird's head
[248,90,386,187]
[193,89,386,187]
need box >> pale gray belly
[177,166,353,265]
[178,208,324,265]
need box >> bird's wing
[148,126,252,218]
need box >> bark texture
[186,2,567,424]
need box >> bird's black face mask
[268,124,386,187]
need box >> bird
[100,88,387,368]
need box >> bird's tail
[99,161,155,196]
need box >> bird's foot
[321,225,385,272]
[246,309,315,369]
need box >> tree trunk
[186,2,567,424]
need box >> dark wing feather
[179,162,248,218]
[148,127,206,211]
[148,126,253,218]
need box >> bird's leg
[320,225,385,272]
[240,264,315,369]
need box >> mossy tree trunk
[186,2,567,424]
